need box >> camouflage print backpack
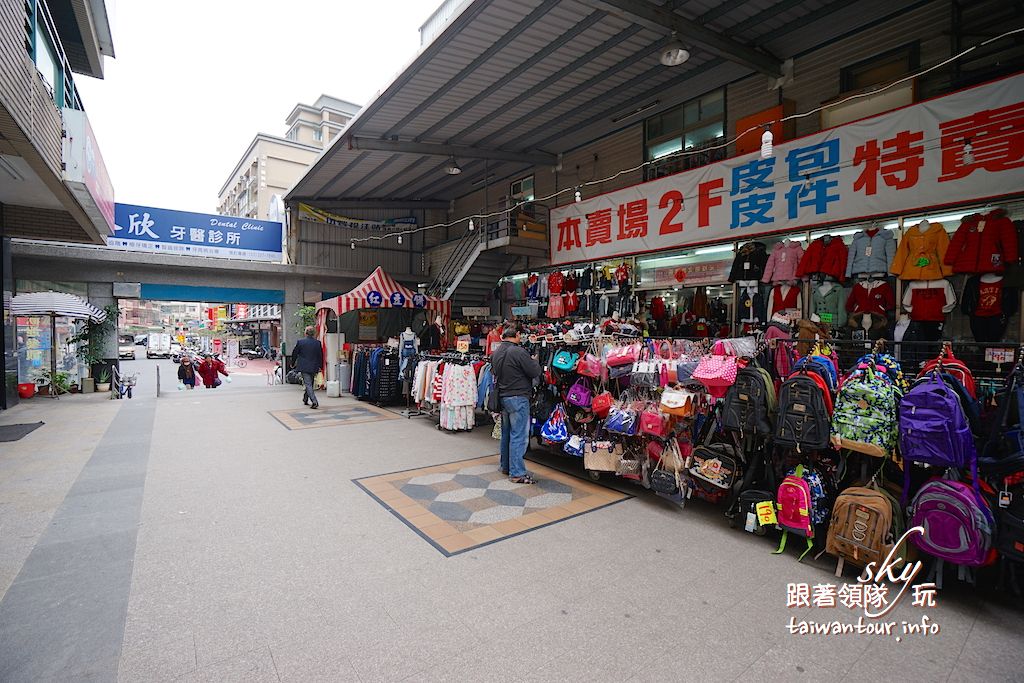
[831,366,899,457]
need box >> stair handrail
[427,228,480,298]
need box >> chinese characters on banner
[110,203,284,262]
[550,74,1024,265]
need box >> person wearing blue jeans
[500,395,531,480]
[491,324,542,484]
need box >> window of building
[840,43,919,93]
[313,129,323,142]
[286,128,298,141]
[510,175,534,204]
[34,27,60,102]
[644,89,725,180]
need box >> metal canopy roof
[288,0,921,209]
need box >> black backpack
[773,373,832,451]
[722,366,775,436]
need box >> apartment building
[216,95,360,220]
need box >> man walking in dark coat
[291,326,324,409]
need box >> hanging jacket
[797,237,848,282]
[890,222,952,280]
[944,209,1019,274]
[846,229,896,278]
[961,275,1019,319]
[761,241,805,283]
[846,280,895,318]
[728,241,768,282]
[810,283,847,326]
[901,280,956,322]
[738,286,766,323]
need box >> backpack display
[919,346,976,399]
[794,355,838,393]
[688,442,741,491]
[826,486,894,574]
[722,366,776,436]
[773,464,831,561]
[997,487,1024,563]
[899,371,978,499]
[830,367,899,457]
[856,352,908,394]
[909,478,995,568]
[774,373,833,452]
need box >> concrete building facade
[217,95,360,220]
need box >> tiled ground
[268,401,399,430]
[356,455,630,556]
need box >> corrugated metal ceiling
[289,0,922,206]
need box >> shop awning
[316,266,451,321]
[287,0,921,211]
[11,292,107,322]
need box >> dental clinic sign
[109,204,283,262]
[550,73,1024,265]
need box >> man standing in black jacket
[491,324,542,483]
[291,326,323,409]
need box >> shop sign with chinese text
[110,203,283,261]
[643,260,731,287]
[550,74,1024,265]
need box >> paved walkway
[0,385,1022,681]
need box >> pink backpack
[773,465,815,561]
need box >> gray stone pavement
[0,384,1023,681]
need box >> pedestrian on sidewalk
[291,326,323,409]
[491,323,542,484]
[177,356,198,390]
[197,354,230,389]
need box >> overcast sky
[76,0,433,215]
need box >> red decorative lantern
[673,268,686,283]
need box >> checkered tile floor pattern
[269,402,399,430]
[355,455,630,556]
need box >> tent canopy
[11,292,107,322]
[316,267,450,322]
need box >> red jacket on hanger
[944,209,1018,273]
[796,236,848,282]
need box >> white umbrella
[11,292,108,396]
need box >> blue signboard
[389,292,406,307]
[366,291,384,307]
[412,293,427,309]
[109,203,283,262]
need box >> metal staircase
[426,208,550,310]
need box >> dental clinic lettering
[124,213,268,246]
[786,526,942,639]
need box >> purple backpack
[909,478,994,568]
[898,372,977,500]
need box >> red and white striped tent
[315,266,450,326]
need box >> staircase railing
[426,228,481,298]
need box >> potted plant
[70,304,119,379]
[96,368,111,393]
[35,369,72,396]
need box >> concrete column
[282,277,305,353]
[87,282,117,360]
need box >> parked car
[135,335,148,346]
[118,335,136,360]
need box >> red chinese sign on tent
[550,74,1024,265]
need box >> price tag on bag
[755,501,777,526]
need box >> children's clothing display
[761,241,805,283]
[728,241,769,282]
[902,279,956,322]
[945,209,1019,274]
[439,363,478,431]
[766,284,801,319]
[845,280,895,318]
[797,237,848,282]
[810,282,847,326]
[890,221,952,280]
[961,274,1020,342]
[526,274,539,298]
[737,284,766,324]
[846,228,896,278]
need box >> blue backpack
[793,355,837,393]
[899,372,978,501]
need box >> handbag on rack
[540,403,570,443]
[640,404,668,437]
[577,352,602,378]
[649,439,684,495]
[563,434,585,458]
[552,350,580,372]
[616,451,643,480]
[584,440,621,472]
[566,379,593,408]
[604,404,639,435]
[676,358,699,381]
[660,386,696,417]
[692,353,738,392]
[592,391,614,417]
[631,360,660,389]
[606,343,640,367]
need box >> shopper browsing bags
[491,324,542,484]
